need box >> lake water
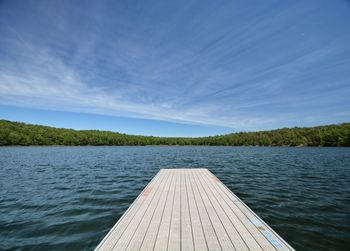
[0,146,349,250]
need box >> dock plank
[180,169,195,251]
[167,169,181,251]
[153,170,178,251]
[184,169,208,251]
[96,169,294,251]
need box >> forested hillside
[0,120,349,146]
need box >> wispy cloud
[0,0,349,131]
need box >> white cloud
[1,0,349,132]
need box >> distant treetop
[0,120,349,147]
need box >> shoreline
[0,145,339,147]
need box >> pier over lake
[96,168,294,250]
[1,146,349,250]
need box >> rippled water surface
[1,146,349,250]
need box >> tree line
[0,120,349,146]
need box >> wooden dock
[95,168,294,251]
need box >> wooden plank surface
[95,169,294,251]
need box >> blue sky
[0,0,349,136]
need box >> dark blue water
[0,146,349,250]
